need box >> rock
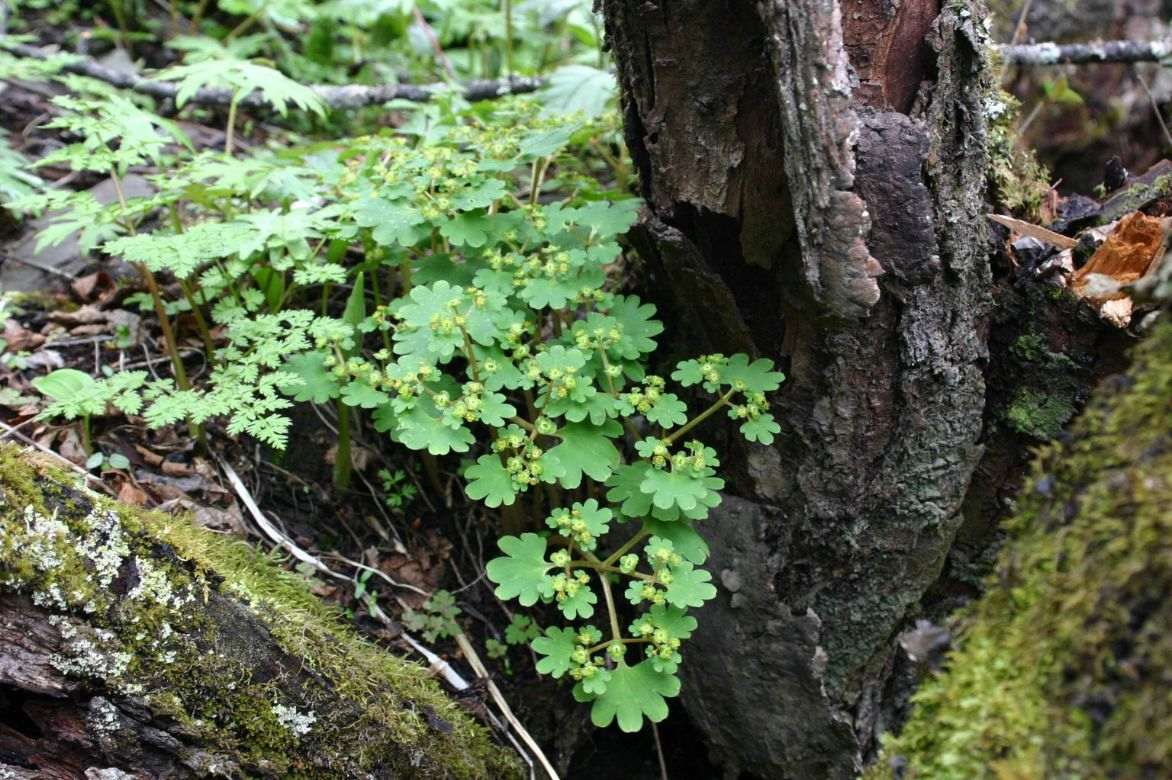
[0,174,152,292]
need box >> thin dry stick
[1135,71,1172,150]
[0,423,108,489]
[454,632,561,780]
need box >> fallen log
[0,444,522,778]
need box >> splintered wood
[1072,213,1171,326]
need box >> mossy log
[867,320,1172,778]
[0,445,522,779]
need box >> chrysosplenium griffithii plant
[306,161,784,728]
[14,73,781,729]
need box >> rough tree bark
[0,445,520,779]
[601,1,994,776]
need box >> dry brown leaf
[3,319,44,351]
[161,459,194,477]
[49,305,107,326]
[134,444,165,467]
[71,273,102,301]
[117,481,150,506]
[987,214,1079,249]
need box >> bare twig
[453,632,561,780]
[0,424,108,490]
[1001,38,1171,66]
[2,41,545,108]
[1135,71,1172,150]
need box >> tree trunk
[601,1,994,776]
[0,445,520,779]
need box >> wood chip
[987,214,1079,249]
[1072,213,1171,299]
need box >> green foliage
[402,589,462,642]
[7,2,777,735]
[157,58,327,117]
[0,130,44,204]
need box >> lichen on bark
[867,319,1172,778]
[0,444,521,778]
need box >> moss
[986,90,1052,220]
[0,448,522,778]
[868,320,1172,779]
[1006,387,1078,438]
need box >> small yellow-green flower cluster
[623,374,666,415]
[550,569,592,608]
[490,427,546,489]
[548,505,596,550]
[567,625,607,682]
[730,391,770,423]
[630,614,683,666]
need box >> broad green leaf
[575,660,680,732]
[640,466,712,513]
[547,420,622,489]
[539,64,616,120]
[281,352,340,403]
[486,533,555,607]
[740,413,780,444]
[32,368,95,401]
[354,197,427,247]
[464,454,518,508]
[721,354,785,393]
[663,562,717,609]
[340,380,389,409]
[644,604,698,641]
[607,462,654,519]
[607,295,662,359]
[642,519,709,564]
[643,393,687,428]
[558,584,597,620]
[532,626,578,678]
[440,212,492,247]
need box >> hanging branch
[1,41,546,107]
[1000,38,1170,66]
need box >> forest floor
[1,3,1170,777]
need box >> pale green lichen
[868,320,1172,779]
[0,446,522,778]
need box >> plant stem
[600,529,651,568]
[107,0,132,53]
[664,388,736,446]
[191,0,212,30]
[225,93,241,155]
[334,401,352,489]
[179,279,216,361]
[224,6,263,41]
[595,568,624,646]
[585,637,649,655]
[81,415,92,456]
[571,559,653,581]
[503,0,514,75]
[111,172,191,391]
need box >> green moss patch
[869,320,1172,779]
[0,447,521,778]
